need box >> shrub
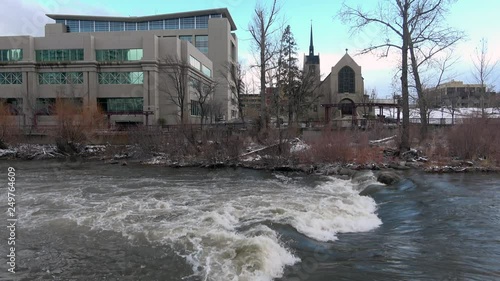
[446,117,500,163]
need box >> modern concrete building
[425,80,492,108]
[0,8,238,127]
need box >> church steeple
[309,22,314,56]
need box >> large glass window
[150,20,163,30]
[98,72,143,84]
[96,49,143,61]
[0,49,23,61]
[137,22,148,30]
[80,20,94,32]
[195,35,208,54]
[66,20,79,32]
[36,49,84,62]
[195,16,209,28]
[179,35,193,44]
[180,17,195,29]
[97,97,143,113]
[38,72,84,84]
[110,21,125,31]
[338,66,355,93]
[0,72,22,84]
[95,21,109,32]
[125,22,137,31]
[165,19,179,29]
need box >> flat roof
[46,8,237,31]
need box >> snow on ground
[383,107,500,124]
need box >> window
[210,14,222,18]
[191,100,200,116]
[95,21,109,32]
[36,98,56,115]
[338,66,355,93]
[137,22,148,30]
[179,35,193,44]
[195,35,208,54]
[150,20,163,30]
[189,56,201,71]
[0,49,23,61]
[97,97,143,113]
[195,15,209,28]
[165,19,179,29]
[66,20,79,32]
[38,72,83,84]
[201,65,211,77]
[125,22,137,31]
[98,72,143,84]
[0,98,22,115]
[80,20,94,32]
[35,49,84,62]
[110,21,125,31]
[180,17,195,29]
[96,49,143,61]
[0,72,22,84]
[35,98,82,115]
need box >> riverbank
[1,139,499,181]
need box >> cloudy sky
[1,0,498,97]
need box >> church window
[338,66,355,93]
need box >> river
[0,161,499,280]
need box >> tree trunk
[409,42,428,139]
[260,26,267,130]
[400,0,411,152]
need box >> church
[304,25,375,127]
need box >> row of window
[96,49,143,62]
[0,49,23,62]
[33,97,144,115]
[39,72,84,84]
[5,44,206,62]
[189,56,211,77]
[0,72,146,85]
[55,14,222,33]
[36,49,84,62]
[97,98,143,113]
[98,72,143,84]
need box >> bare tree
[248,0,282,130]
[339,0,462,150]
[190,77,217,130]
[223,61,246,122]
[472,38,499,116]
[159,56,190,124]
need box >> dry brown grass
[446,117,500,163]
[297,128,383,165]
[0,103,20,148]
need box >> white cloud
[0,0,117,37]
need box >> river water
[0,161,499,281]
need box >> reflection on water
[0,161,499,281]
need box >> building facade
[0,8,238,127]
[425,80,493,109]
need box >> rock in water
[377,171,403,185]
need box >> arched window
[338,66,355,93]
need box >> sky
[1,0,499,98]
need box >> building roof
[46,8,237,31]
